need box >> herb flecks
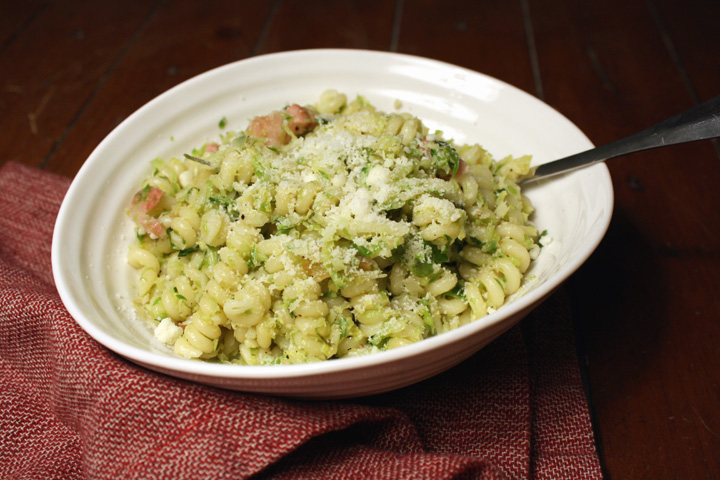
[184,153,212,166]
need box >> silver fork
[522,95,720,183]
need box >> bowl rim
[51,48,614,382]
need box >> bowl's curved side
[52,49,613,398]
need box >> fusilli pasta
[126,90,541,364]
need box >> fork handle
[530,95,720,181]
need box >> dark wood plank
[0,0,48,49]
[653,0,720,101]
[397,0,535,95]
[256,0,396,53]
[0,0,158,171]
[43,0,275,177]
[645,2,720,470]
[528,0,720,478]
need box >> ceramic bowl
[52,49,613,398]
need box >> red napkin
[0,162,603,480]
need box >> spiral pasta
[126,90,541,364]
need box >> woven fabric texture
[0,162,603,480]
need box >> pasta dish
[126,90,540,364]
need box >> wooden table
[2,1,718,478]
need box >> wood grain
[529,1,720,477]
[258,0,396,53]
[398,0,536,94]
[43,0,276,177]
[0,0,156,169]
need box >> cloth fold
[0,162,602,480]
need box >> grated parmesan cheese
[154,317,183,344]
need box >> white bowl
[52,49,613,398]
